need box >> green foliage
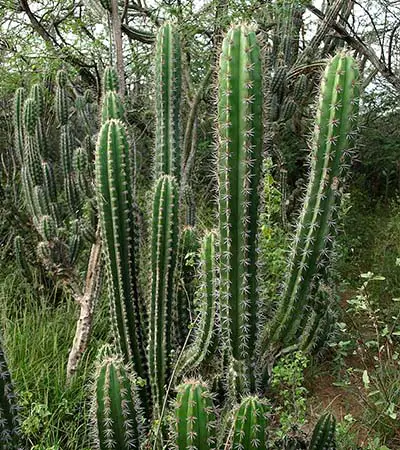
[0,266,108,449]
[271,351,309,437]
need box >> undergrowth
[0,264,109,450]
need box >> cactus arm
[226,396,269,450]
[173,380,216,450]
[179,231,216,374]
[95,119,148,392]
[55,70,69,126]
[101,91,125,123]
[308,413,336,450]
[103,66,120,93]
[217,24,263,387]
[14,87,25,164]
[269,53,360,345]
[149,175,179,415]
[93,350,143,450]
[154,22,182,183]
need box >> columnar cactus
[226,396,269,450]
[101,90,125,123]
[95,118,147,391]
[13,87,25,164]
[154,22,182,183]
[103,66,120,93]
[93,349,143,450]
[0,336,22,449]
[173,380,216,450]
[308,413,336,450]
[179,231,217,373]
[268,52,360,348]
[55,69,69,125]
[91,21,357,450]
[149,174,179,414]
[217,24,263,391]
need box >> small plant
[271,351,309,437]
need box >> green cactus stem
[14,236,32,281]
[149,174,179,415]
[73,147,92,196]
[95,118,148,406]
[30,83,45,118]
[173,380,216,450]
[179,231,216,374]
[42,161,57,203]
[309,413,336,450]
[0,336,22,450]
[55,70,70,126]
[101,91,125,123]
[103,66,120,93]
[268,53,360,347]
[226,396,269,450]
[154,22,182,183]
[217,24,263,390]
[93,348,144,450]
[14,87,25,164]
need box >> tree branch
[306,3,400,91]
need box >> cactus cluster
[4,1,363,445]
[14,69,98,276]
[90,20,359,450]
[12,68,103,380]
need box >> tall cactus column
[268,53,360,348]
[217,24,263,392]
[154,22,182,183]
[95,118,149,409]
[149,175,179,416]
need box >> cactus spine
[0,336,22,449]
[217,24,263,390]
[173,380,216,450]
[155,22,182,183]
[93,350,143,450]
[268,53,360,347]
[149,174,179,414]
[308,413,336,450]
